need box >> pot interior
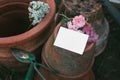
[0,3,30,37]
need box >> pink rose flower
[72,15,86,29]
[82,23,99,43]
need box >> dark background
[93,7,120,80]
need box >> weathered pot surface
[41,22,95,78]
[0,0,56,71]
[34,67,95,80]
[62,0,103,24]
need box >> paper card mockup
[53,27,89,55]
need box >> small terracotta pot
[35,22,95,79]
[0,0,56,71]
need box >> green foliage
[0,63,16,80]
[59,13,70,26]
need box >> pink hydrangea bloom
[72,15,86,29]
[67,21,78,31]
[82,23,99,43]
[66,15,98,43]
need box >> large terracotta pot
[0,0,56,71]
[34,22,96,80]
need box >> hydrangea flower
[82,23,99,43]
[66,15,98,43]
[67,21,78,31]
[67,15,86,30]
[72,15,86,28]
[28,1,50,26]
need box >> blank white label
[53,27,89,55]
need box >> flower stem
[59,14,70,20]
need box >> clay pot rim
[53,21,95,53]
[0,0,56,46]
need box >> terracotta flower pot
[34,22,96,79]
[0,0,56,71]
[56,0,109,57]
